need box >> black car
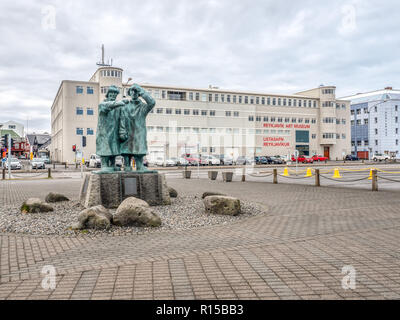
[345,155,359,161]
[257,156,270,164]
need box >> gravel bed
[0,195,267,236]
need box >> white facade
[51,66,351,163]
[0,120,24,137]
[341,87,400,159]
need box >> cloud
[0,0,399,132]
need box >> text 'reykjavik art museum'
[51,64,351,164]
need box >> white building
[0,120,24,137]
[51,64,351,163]
[341,87,400,159]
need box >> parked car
[115,156,124,167]
[5,158,22,170]
[154,157,165,166]
[177,157,189,166]
[258,156,270,164]
[372,153,389,162]
[291,155,314,163]
[201,155,220,165]
[345,154,359,161]
[235,156,255,165]
[218,154,233,165]
[275,155,287,164]
[31,158,45,169]
[162,158,177,167]
[182,154,200,166]
[312,154,328,162]
[41,157,51,164]
[270,156,284,164]
[89,154,101,168]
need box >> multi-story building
[0,120,24,137]
[51,64,351,163]
[341,87,400,159]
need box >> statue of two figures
[95,84,155,173]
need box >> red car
[312,154,328,162]
[291,156,314,163]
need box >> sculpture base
[79,171,171,208]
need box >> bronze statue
[96,85,124,172]
[119,84,155,171]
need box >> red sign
[263,123,311,129]
[263,137,290,147]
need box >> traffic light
[1,134,8,149]
[10,138,14,149]
[82,136,86,147]
[72,144,76,152]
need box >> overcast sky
[0,0,399,133]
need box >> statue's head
[127,84,140,100]
[105,85,120,100]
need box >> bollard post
[48,168,51,178]
[273,168,278,184]
[64,162,67,169]
[315,169,320,187]
[242,167,246,182]
[372,169,378,191]
[53,163,55,169]
[75,163,78,169]
[2,168,5,180]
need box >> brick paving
[0,177,399,299]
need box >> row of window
[322,133,347,139]
[322,88,335,95]
[352,140,398,146]
[147,126,294,135]
[76,128,94,135]
[76,86,94,94]
[351,105,398,116]
[351,116,399,125]
[100,86,123,94]
[146,88,319,108]
[76,107,94,115]
[248,116,317,124]
[322,117,347,124]
[100,70,122,78]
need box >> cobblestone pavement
[0,177,399,300]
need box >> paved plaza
[0,176,399,300]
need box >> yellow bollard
[332,168,342,179]
[283,167,289,176]
[368,168,374,180]
[305,168,313,177]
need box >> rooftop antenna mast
[96,44,111,67]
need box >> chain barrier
[376,175,400,183]
[278,174,313,180]
[10,172,47,179]
[319,174,370,182]
[247,172,273,178]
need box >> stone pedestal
[79,171,171,208]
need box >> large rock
[113,197,161,227]
[21,198,53,213]
[45,192,69,203]
[168,187,178,198]
[201,191,226,199]
[71,205,112,230]
[203,196,241,216]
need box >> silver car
[31,158,45,169]
[5,158,22,170]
